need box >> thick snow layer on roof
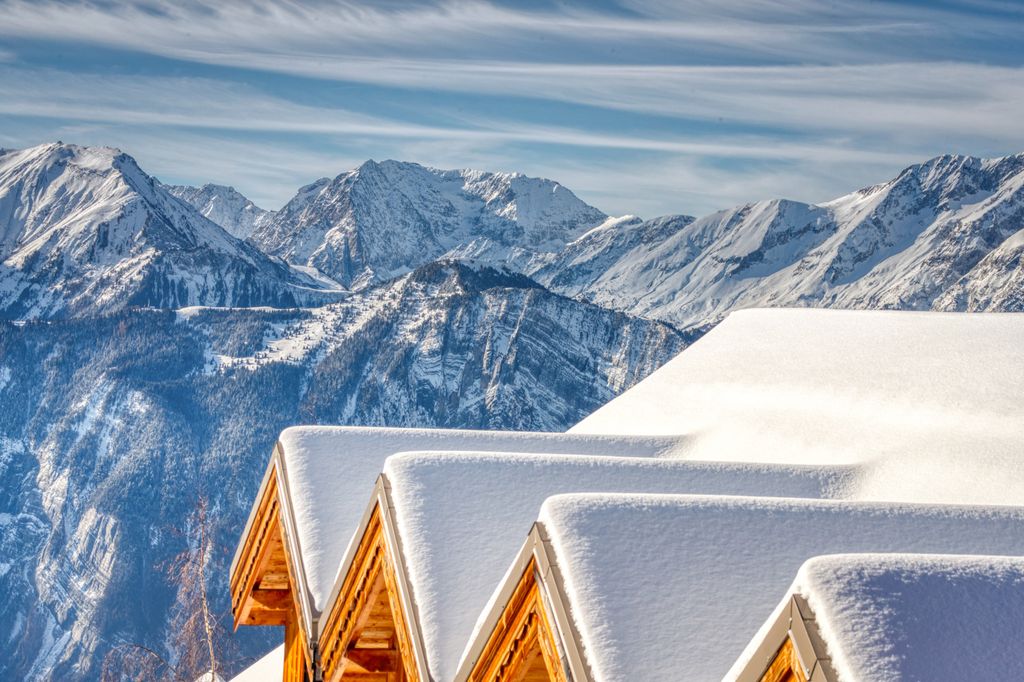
[380,452,850,681]
[229,644,283,682]
[783,554,1024,682]
[276,426,689,613]
[571,309,1024,505]
[535,493,1024,682]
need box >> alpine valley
[0,142,1022,680]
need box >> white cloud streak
[0,66,926,165]
[1,1,1020,149]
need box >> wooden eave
[317,475,431,682]
[455,523,592,682]
[230,443,319,680]
[734,594,837,682]
[230,458,295,628]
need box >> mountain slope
[164,183,275,239]
[0,261,686,680]
[532,153,1024,328]
[250,159,607,289]
[0,144,338,318]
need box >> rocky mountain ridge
[248,158,609,289]
[0,259,686,679]
[526,153,1024,328]
[172,150,1024,330]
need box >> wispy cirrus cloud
[0,0,1021,216]
[0,0,1017,69]
[0,66,926,165]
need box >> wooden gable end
[734,594,837,682]
[230,463,312,681]
[456,524,591,682]
[465,557,568,682]
[318,501,422,682]
[760,638,808,682]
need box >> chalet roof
[356,452,851,681]
[571,308,1024,506]
[522,493,1024,681]
[231,426,691,622]
[739,553,1024,681]
[228,645,282,682]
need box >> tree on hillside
[102,498,237,682]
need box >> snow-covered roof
[529,493,1024,682]
[370,452,850,681]
[571,308,1024,506]
[266,426,691,617]
[228,644,283,682]
[745,553,1024,681]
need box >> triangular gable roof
[324,452,852,681]
[230,426,692,640]
[736,553,1024,681]
[571,309,1024,467]
[488,493,1024,681]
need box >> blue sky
[1,0,1022,217]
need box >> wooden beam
[249,588,292,611]
[345,649,398,673]
[244,607,291,627]
[760,638,807,682]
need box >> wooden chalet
[227,309,1024,682]
[316,477,428,682]
[228,426,692,681]
[733,595,835,682]
[455,524,586,682]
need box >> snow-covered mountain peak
[250,159,607,288]
[1,142,146,257]
[164,182,275,239]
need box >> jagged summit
[0,142,338,318]
[165,181,276,239]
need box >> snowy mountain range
[1,140,1023,680]
[6,143,1023,325]
[171,149,1024,330]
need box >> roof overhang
[455,522,593,682]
